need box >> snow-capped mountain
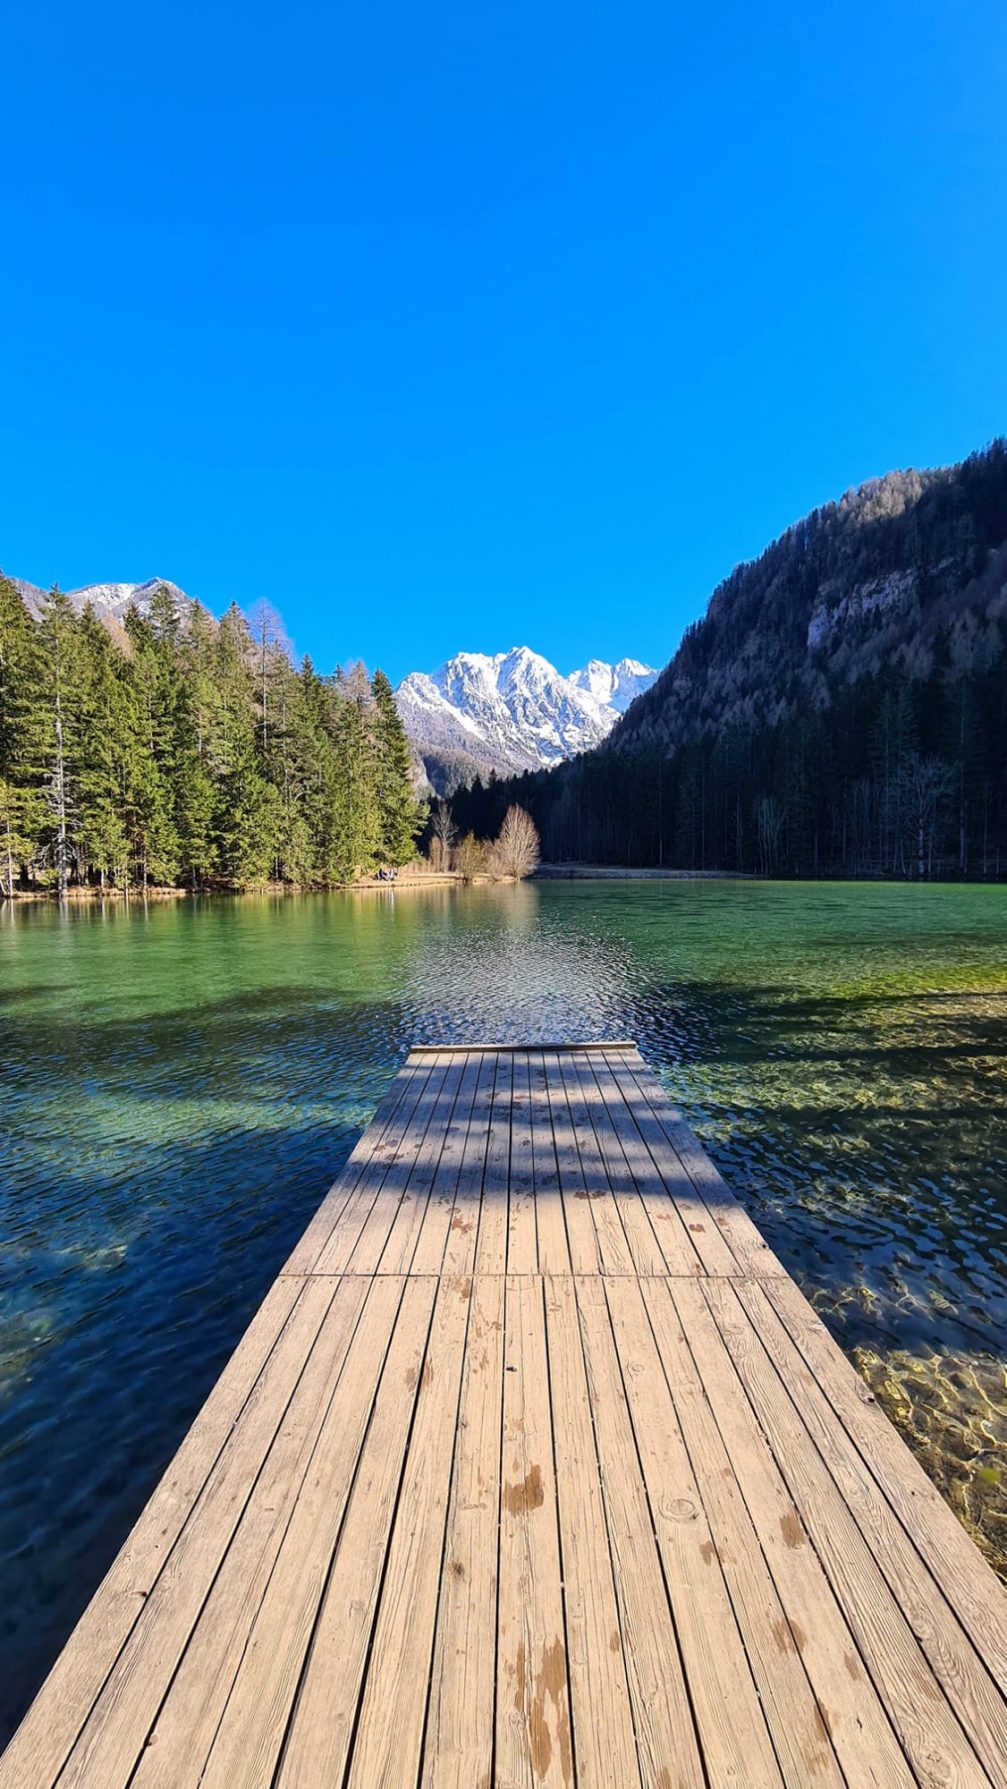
[396,646,658,792]
[567,657,658,714]
[11,576,200,629]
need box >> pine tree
[75,607,131,886]
[371,669,423,865]
[0,578,45,894]
[36,588,84,896]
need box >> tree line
[0,580,423,896]
[452,655,1007,879]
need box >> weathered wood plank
[57,1277,341,1789]
[544,1276,642,1788]
[737,1277,1007,1788]
[611,1048,784,1276]
[438,1053,498,1276]
[346,1276,474,1788]
[0,1275,303,1789]
[496,1275,573,1789]
[670,1277,916,1788]
[604,1273,784,1786]
[283,1058,430,1273]
[507,1051,539,1275]
[640,1276,846,1788]
[704,1277,990,1788]
[421,1274,505,1789]
[410,1053,484,1274]
[203,1275,427,1788]
[132,1276,370,1789]
[543,1053,602,1274]
[556,1052,635,1275]
[575,1275,707,1789]
[374,1053,473,1274]
[527,1050,572,1274]
[6,1041,1005,1789]
[567,1051,667,1275]
[473,1053,511,1275]
[312,1059,448,1272]
[763,1273,1007,1692]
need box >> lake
[1,878,1006,1742]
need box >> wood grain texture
[4,1043,1005,1789]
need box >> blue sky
[4,1,1005,684]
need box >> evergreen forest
[0,580,423,895]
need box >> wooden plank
[313,1059,449,1273]
[8,1041,1007,1789]
[201,1275,427,1789]
[604,1273,784,1786]
[410,1052,484,1274]
[347,1053,460,1273]
[670,1278,915,1788]
[374,1054,473,1274]
[574,1276,706,1789]
[408,1041,637,1054]
[639,1276,846,1789]
[422,1275,505,1789]
[131,1276,370,1789]
[473,1053,511,1275]
[544,1276,642,1788]
[736,1277,1007,1788]
[507,1051,539,1275]
[347,1276,474,1787]
[556,1053,635,1275]
[612,1048,784,1276]
[543,1053,602,1274]
[704,1278,991,1789]
[439,1054,498,1276]
[599,1049,742,1275]
[55,1276,341,1789]
[568,1051,668,1280]
[283,1059,429,1273]
[764,1274,1007,1691]
[582,1050,709,1276]
[0,1274,303,1789]
[527,1051,572,1275]
[496,1275,574,1789]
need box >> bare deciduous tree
[428,798,457,871]
[755,792,786,876]
[453,832,486,880]
[899,751,952,879]
[489,805,540,880]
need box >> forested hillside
[453,441,1007,877]
[0,580,422,895]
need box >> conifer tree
[36,588,83,897]
[371,669,423,865]
[0,578,44,894]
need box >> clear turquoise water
[1,880,1006,1740]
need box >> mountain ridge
[452,439,1007,879]
[395,646,657,792]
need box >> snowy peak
[567,657,657,713]
[396,647,657,792]
[11,575,201,627]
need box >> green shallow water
[1,879,1005,1739]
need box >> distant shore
[533,863,748,880]
[1,870,493,902]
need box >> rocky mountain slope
[395,647,657,791]
[451,440,1007,878]
[609,444,1007,756]
[11,576,198,629]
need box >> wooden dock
[3,1043,1006,1788]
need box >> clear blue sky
[4,1,1005,683]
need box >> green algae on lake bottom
[0,878,1005,1741]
